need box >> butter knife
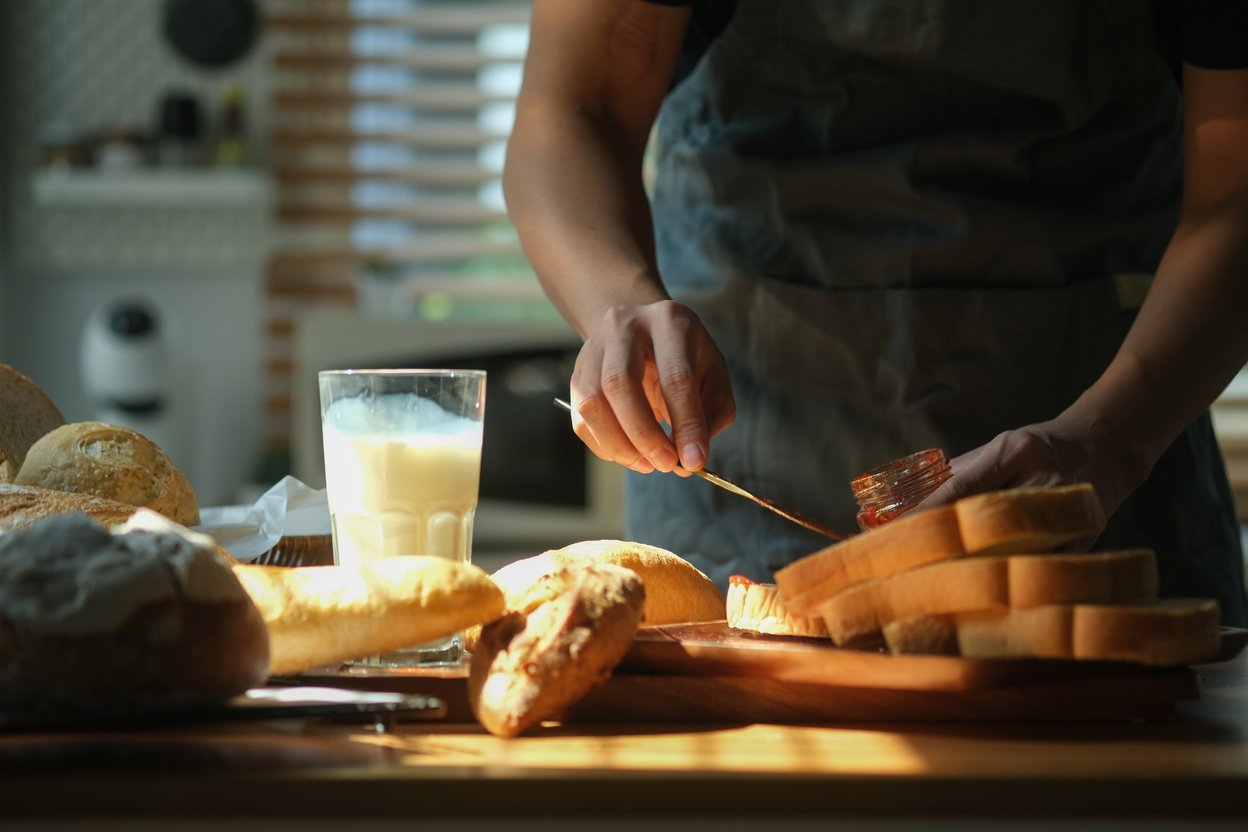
[553,398,847,541]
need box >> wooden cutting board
[619,621,1245,692]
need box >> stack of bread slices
[733,484,1223,667]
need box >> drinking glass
[318,369,486,668]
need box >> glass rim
[318,368,486,379]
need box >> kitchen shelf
[31,168,272,208]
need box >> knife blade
[553,398,848,541]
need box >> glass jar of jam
[850,448,952,531]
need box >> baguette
[0,364,65,483]
[468,563,644,737]
[232,557,505,676]
[775,484,1104,616]
[884,598,1222,667]
[489,539,724,626]
[817,549,1157,645]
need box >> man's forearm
[504,110,670,339]
[1059,189,1248,478]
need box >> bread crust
[233,557,505,676]
[489,539,723,626]
[0,514,270,711]
[15,421,199,526]
[0,483,234,563]
[817,550,1157,646]
[0,364,65,484]
[468,563,645,737]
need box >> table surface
[1,651,1245,823]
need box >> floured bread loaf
[0,512,269,711]
[15,421,199,526]
[0,364,65,484]
[883,598,1222,667]
[817,549,1158,646]
[776,484,1105,616]
[468,562,645,737]
[489,539,724,626]
[233,557,505,676]
[726,576,828,638]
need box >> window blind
[263,0,536,463]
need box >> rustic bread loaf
[775,484,1105,616]
[0,483,233,564]
[0,364,65,484]
[883,598,1222,667]
[817,549,1158,646]
[232,557,505,676]
[0,512,269,711]
[726,576,828,638]
[15,421,200,526]
[468,562,645,737]
[489,539,724,626]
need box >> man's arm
[925,65,1248,528]
[505,0,734,475]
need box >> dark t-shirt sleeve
[1181,0,1248,68]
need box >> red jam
[850,448,951,531]
[728,574,756,588]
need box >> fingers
[569,301,734,475]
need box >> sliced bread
[883,598,1222,667]
[775,484,1105,616]
[816,549,1158,646]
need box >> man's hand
[567,300,735,475]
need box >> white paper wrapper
[195,475,331,562]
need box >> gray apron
[628,0,1247,625]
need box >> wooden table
[1,652,1245,827]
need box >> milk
[321,393,483,569]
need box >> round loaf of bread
[0,364,65,484]
[489,539,725,626]
[0,512,269,712]
[15,421,199,526]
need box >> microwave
[291,307,625,554]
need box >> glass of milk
[318,368,486,669]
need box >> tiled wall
[1,0,273,503]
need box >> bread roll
[468,562,645,737]
[883,598,1221,667]
[232,557,505,676]
[0,513,269,711]
[0,364,65,484]
[489,539,724,626]
[817,549,1158,646]
[0,483,233,564]
[726,576,828,638]
[15,421,199,526]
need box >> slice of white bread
[0,364,65,483]
[775,484,1104,616]
[883,598,1222,667]
[816,549,1158,646]
[776,506,964,616]
[726,577,828,638]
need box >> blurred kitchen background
[0,0,1244,551]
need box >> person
[503,0,1248,625]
